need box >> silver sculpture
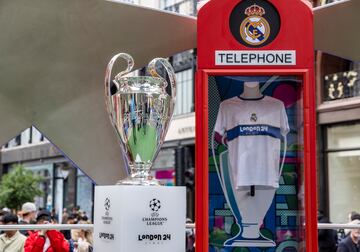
[105,53,176,185]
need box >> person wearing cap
[0,213,26,252]
[19,202,37,236]
[24,210,69,252]
[344,212,360,237]
[337,218,360,252]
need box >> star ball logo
[229,0,280,48]
[149,198,161,213]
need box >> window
[161,0,195,16]
[77,170,94,221]
[326,123,360,223]
[20,128,31,145]
[32,127,43,144]
[174,69,194,115]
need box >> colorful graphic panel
[208,76,305,252]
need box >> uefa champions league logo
[149,198,161,212]
[102,197,113,224]
[142,198,167,226]
[104,197,111,215]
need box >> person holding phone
[24,210,69,252]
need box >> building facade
[316,53,360,223]
[315,0,360,224]
[0,127,94,221]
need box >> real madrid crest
[250,113,257,122]
[240,4,270,46]
[229,0,281,48]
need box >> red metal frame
[195,0,317,250]
[195,69,318,251]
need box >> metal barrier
[0,223,358,231]
[318,223,360,230]
[0,223,196,231]
[0,224,93,231]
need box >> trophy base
[224,234,276,248]
[116,176,160,186]
[94,185,186,251]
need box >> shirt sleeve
[214,103,226,135]
[47,230,70,252]
[280,103,290,136]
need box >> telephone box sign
[215,50,296,66]
[197,0,314,70]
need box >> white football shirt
[214,95,289,188]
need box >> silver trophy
[105,53,176,185]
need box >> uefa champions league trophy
[215,148,280,247]
[104,53,176,186]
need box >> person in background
[337,218,360,252]
[62,208,69,224]
[349,212,360,222]
[0,209,9,235]
[51,209,59,224]
[318,210,337,252]
[19,202,37,236]
[2,208,11,214]
[80,212,88,222]
[71,221,93,252]
[62,214,78,240]
[345,212,360,237]
[0,213,26,252]
[24,210,69,252]
[71,206,80,216]
[0,209,6,224]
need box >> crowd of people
[0,202,93,252]
[318,210,360,252]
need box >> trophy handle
[148,58,177,114]
[104,53,134,121]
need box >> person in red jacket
[24,210,69,252]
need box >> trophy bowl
[105,53,176,186]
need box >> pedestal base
[224,233,276,248]
[93,185,186,252]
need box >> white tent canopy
[0,0,196,184]
[0,0,357,184]
[314,0,360,61]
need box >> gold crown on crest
[245,4,266,17]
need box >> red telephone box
[195,0,317,251]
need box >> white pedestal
[93,185,186,252]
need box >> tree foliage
[0,164,44,210]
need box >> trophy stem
[116,164,159,186]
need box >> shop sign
[215,50,296,66]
